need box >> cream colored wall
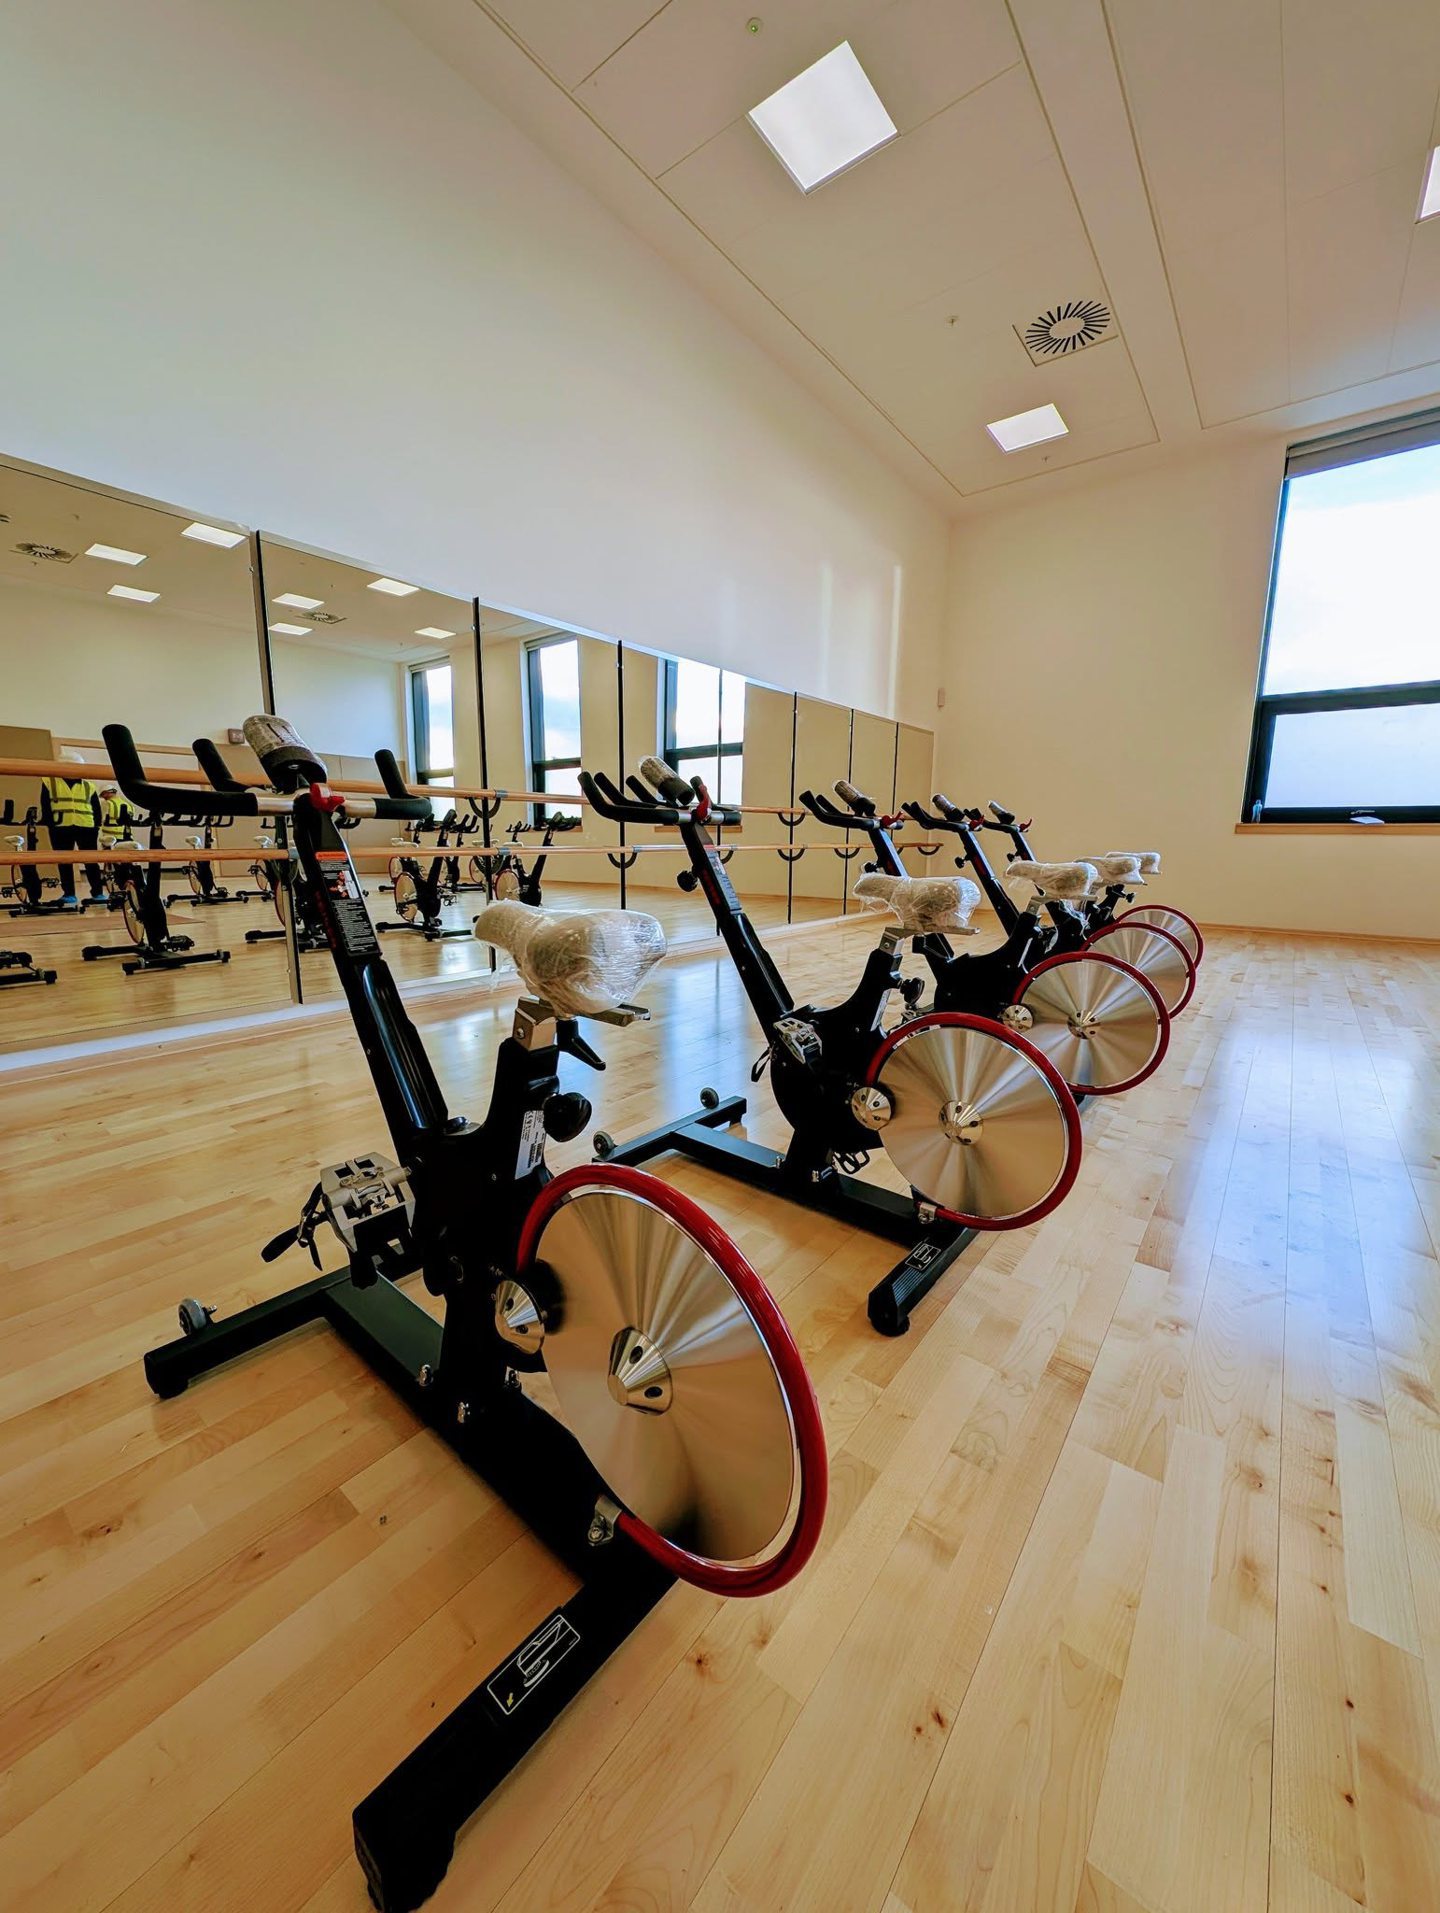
[1,0,946,727]
[942,441,1438,940]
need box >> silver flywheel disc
[1086,921,1194,1016]
[875,1019,1074,1223]
[1115,904,1203,966]
[1015,953,1166,1094]
[535,1187,798,1563]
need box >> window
[662,659,745,806]
[526,636,582,819]
[1245,412,1440,822]
[410,661,454,787]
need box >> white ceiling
[388,0,1440,508]
[0,458,556,660]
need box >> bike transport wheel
[867,1011,1081,1230]
[1011,951,1170,1097]
[1084,919,1196,1017]
[516,1163,827,1595]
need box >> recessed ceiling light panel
[274,592,324,610]
[748,42,897,193]
[270,622,312,637]
[414,626,456,640]
[368,576,419,596]
[985,403,1069,453]
[1419,145,1440,222]
[108,583,159,602]
[183,521,245,547]
[87,542,146,565]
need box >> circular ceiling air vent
[1017,299,1113,363]
[15,540,77,562]
[304,610,346,625]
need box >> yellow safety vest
[45,776,98,830]
[100,794,129,847]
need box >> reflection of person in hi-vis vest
[41,747,107,906]
[99,786,132,849]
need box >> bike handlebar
[798,787,864,831]
[102,723,432,826]
[193,736,249,797]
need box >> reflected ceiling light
[748,42,897,193]
[368,576,419,596]
[108,583,159,602]
[414,625,455,640]
[270,622,312,637]
[183,521,245,547]
[1419,145,1440,222]
[274,591,324,610]
[985,402,1069,452]
[87,542,146,565]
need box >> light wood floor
[2,919,1438,1911]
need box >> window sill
[1234,821,1440,835]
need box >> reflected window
[663,659,745,806]
[1246,414,1440,821]
[410,660,454,787]
[527,637,582,819]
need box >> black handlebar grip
[193,736,248,795]
[103,723,258,821]
[373,749,411,801]
[639,755,696,808]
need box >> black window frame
[661,657,743,801]
[1243,409,1440,824]
[526,634,582,823]
[409,658,455,786]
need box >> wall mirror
[259,535,484,1003]
[0,458,280,1051]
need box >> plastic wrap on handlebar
[244,716,328,793]
[834,778,876,816]
[639,755,697,808]
[987,799,1016,825]
[103,724,261,820]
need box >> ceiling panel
[1281,0,1440,205]
[1390,222,1440,372]
[577,0,1019,178]
[1286,163,1417,398]
[486,0,669,90]
[1164,216,1290,425]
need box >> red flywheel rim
[518,1162,827,1596]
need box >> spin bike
[583,756,1084,1336]
[375,752,474,941]
[81,810,230,976]
[470,813,582,904]
[3,802,52,914]
[948,800,1198,1016]
[164,816,254,908]
[108,716,825,1913]
[802,780,1170,1097]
